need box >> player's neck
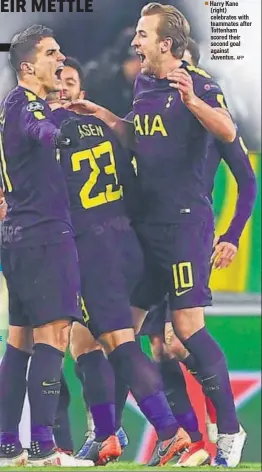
[18,79,47,100]
[157,57,182,79]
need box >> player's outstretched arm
[211,137,257,269]
[64,99,135,149]
[167,69,236,143]
[20,103,80,149]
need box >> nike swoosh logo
[175,288,192,297]
[42,381,60,387]
[62,138,71,145]
[98,443,106,451]
[158,438,175,457]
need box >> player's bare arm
[0,198,7,221]
[65,99,135,148]
[167,69,236,143]
[0,186,7,220]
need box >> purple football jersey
[0,86,73,247]
[130,61,228,223]
[53,108,129,236]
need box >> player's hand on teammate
[167,69,195,106]
[211,236,238,269]
[56,117,81,148]
[0,196,7,221]
[64,99,99,116]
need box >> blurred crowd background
[0,0,261,463]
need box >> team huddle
[0,2,257,469]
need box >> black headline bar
[0,44,11,52]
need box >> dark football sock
[182,354,199,378]
[108,341,179,440]
[114,336,141,430]
[115,372,129,431]
[28,343,63,450]
[184,327,239,434]
[53,371,73,452]
[31,425,54,453]
[182,353,217,424]
[77,350,115,441]
[159,357,202,442]
[0,344,30,445]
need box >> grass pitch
[0,462,261,471]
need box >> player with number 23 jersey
[53,108,143,338]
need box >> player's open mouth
[60,92,69,101]
[136,52,146,63]
[55,66,64,80]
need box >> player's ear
[161,37,173,54]
[79,90,85,100]
[20,61,35,75]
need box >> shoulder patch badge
[26,101,44,112]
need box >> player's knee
[172,307,205,341]
[33,319,71,352]
[8,326,33,353]
[167,337,189,361]
[149,334,165,362]
[70,322,100,360]
[99,328,135,355]
[164,323,189,360]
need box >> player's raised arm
[167,68,236,142]
[20,102,80,149]
[65,99,135,149]
[211,135,257,269]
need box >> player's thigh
[7,326,33,352]
[70,322,101,360]
[76,227,133,339]
[168,220,214,312]
[12,238,82,328]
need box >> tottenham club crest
[166,95,174,108]
[26,101,44,112]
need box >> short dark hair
[186,37,200,66]
[9,24,54,73]
[64,57,85,90]
[141,3,190,59]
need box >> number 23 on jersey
[71,140,123,209]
